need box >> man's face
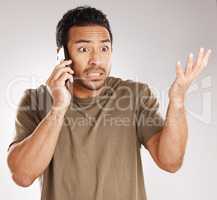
[66,25,112,91]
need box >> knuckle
[69,68,74,73]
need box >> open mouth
[86,72,104,80]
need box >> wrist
[169,97,185,109]
[51,103,69,113]
[49,106,67,120]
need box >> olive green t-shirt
[8,76,164,200]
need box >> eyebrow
[74,39,111,44]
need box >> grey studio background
[0,0,217,200]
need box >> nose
[88,50,101,66]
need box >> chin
[82,78,106,90]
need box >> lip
[85,71,104,80]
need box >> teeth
[88,73,100,76]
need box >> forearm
[158,99,188,170]
[7,108,66,184]
[155,47,211,172]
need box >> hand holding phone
[45,47,74,112]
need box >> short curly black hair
[56,6,113,48]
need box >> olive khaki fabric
[8,76,165,200]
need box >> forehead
[67,25,111,43]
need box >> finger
[185,53,194,75]
[59,59,65,64]
[65,77,74,89]
[192,48,211,78]
[53,67,74,80]
[55,60,72,69]
[57,72,73,85]
[65,79,71,90]
[202,49,212,67]
[50,67,73,82]
[69,77,74,83]
[176,61,185,79]
[194,47,205,70]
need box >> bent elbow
[159,159,183,173]
[12,173,34,187]
[7,156,35,187]
[7,149,35,187]
[163,165,181,173]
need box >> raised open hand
[169,47,212,105]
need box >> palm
[169,48,212,101]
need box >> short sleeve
[7,89,40,151]
[135,83,165,149]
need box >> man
[7,6,211,200]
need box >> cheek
[71,54,89,71]
[104,54,112,66]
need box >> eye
[101,46,109,52]
[78,47,89,53]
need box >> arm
[7,59,74,187]
[146,47,212,173]
[7,108,66,187]
[146,100,187,173]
